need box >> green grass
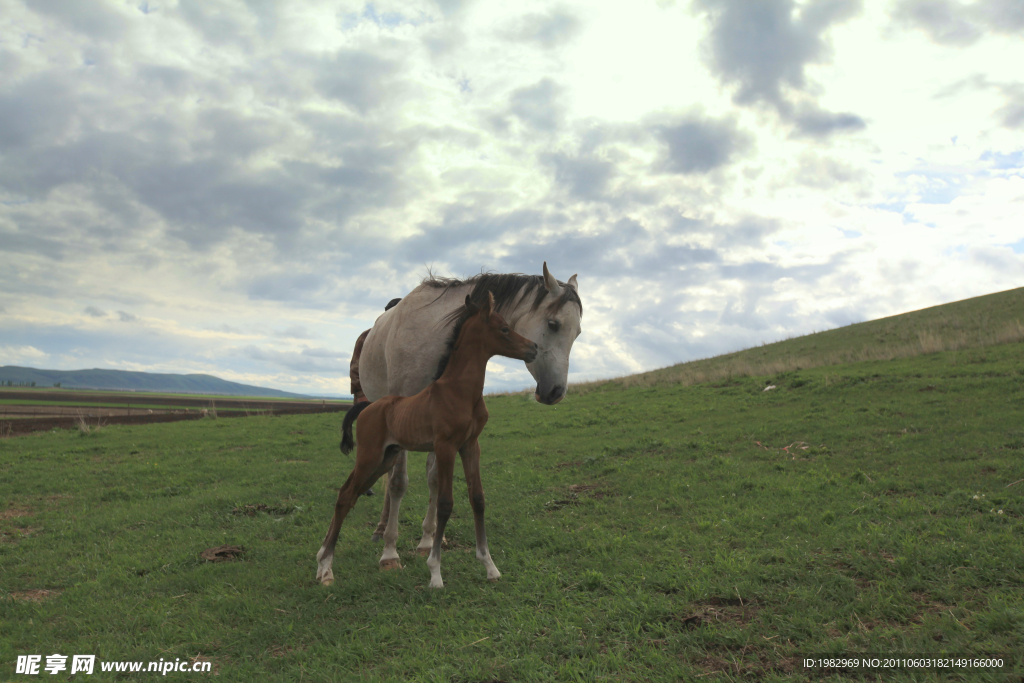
[3,337,1022,681]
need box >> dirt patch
[554,460,583,470]
[0,506,31,521]
[200,545,245,562]
[230,504,296,516]
[693,653,797,677]
[6,589,61,603]
[268,644,307,658]
[568,483,614,500]
[669,597,761,629]
[1,526,40,543]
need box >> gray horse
[350,263,583,571]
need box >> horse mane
[425,272,582,322]
[425,272,582,381]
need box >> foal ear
[464,294,479,315]
[482,291,494,320]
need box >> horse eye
[501,326,510,334]
[547,319,560,332]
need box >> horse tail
[340,401,372,455]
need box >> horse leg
[378,449,409,570]
[317,430,390,586]
[416,451,439,555]
[371,469,392,542]
[460,439,500,582]
[425,446,456,589]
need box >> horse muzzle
[534,384,564,405]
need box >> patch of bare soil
[200,545,245,562]
[553,460,583,470]
[669,597,761,630]
[0,506,31,521]
[694,653,797,677]
[230,504,296,516]
[6,589,62,602]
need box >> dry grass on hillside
[569,319,1024,395]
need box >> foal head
[459,291,538,365]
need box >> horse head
[516,262,582,405]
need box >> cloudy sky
[1,0,1022,396]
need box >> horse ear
[567,273,578,290]
[464,294,479,315]
[542,261,561,294]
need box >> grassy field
[2,299,1023,680]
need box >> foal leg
[425,446,457,589]
[371,466,394,541]
[416,451,440,555]
[378,449,409,570]
[317,434,393,586]
[461,439,500,582]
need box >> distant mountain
[0,366,310,398]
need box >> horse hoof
[321,578,333,586]
[379,559,402,571]
[416,547,431,557]
[370,533,383,542]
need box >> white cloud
[0,0,1022,393]
[1,345,48,365]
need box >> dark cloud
[491,217,720,280]
[84,306,107,318]
[695,0,864,137]
[504,9,583,49]
[25,0,130,40]
[172,0,257,50]
[791,106,865,138]
[315,50,401,114]
[543,153,616,199]
[0,73,79,150]
[246,273,333,303]
[794,152,867,188]
[117,311,138,322]
[893,0,1024,46]
[508,79,564,131]
[655,115,752,174]
[997,85,1024,129]
[893,0,981,44]
[0,217,68,260]
[933,76,1024,130]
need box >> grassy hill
[574,285,1024,393]
[2,287,1022,679]
[0,366,307,398]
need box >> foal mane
[425,272,582,381]
[432,304,478,380]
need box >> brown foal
[316,292,538,588]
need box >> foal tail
[340,401,372,455]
